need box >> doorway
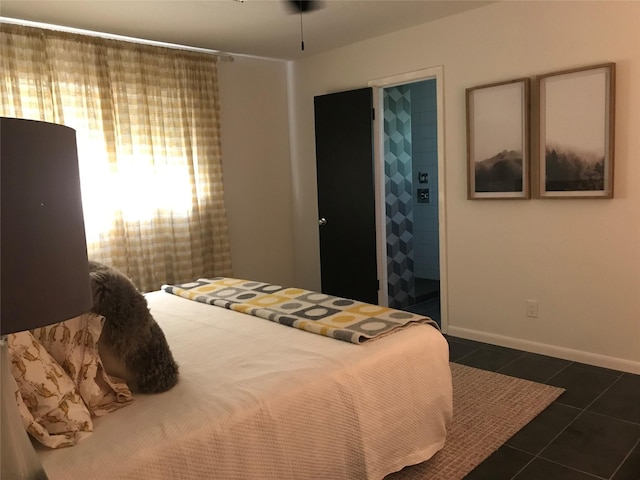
[370,67,448,331]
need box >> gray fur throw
[88,261,179,393]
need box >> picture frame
[466,78,530,199]
[535,63,615,198]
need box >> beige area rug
[386,363,565,480]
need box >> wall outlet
[526,300,539,318]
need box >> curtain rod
[0,17,235,62]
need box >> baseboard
[447,326,640,375]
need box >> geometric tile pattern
[383,85,415,308]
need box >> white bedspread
[38,290,452,480]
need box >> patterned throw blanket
[162,277,438,344]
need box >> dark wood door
[313,87,378,304]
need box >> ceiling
[0,0,493,60]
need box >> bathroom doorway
[370,67,447,330]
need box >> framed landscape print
[466,78,530,199]
[536,63,615,198]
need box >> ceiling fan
[285,0,324,50]
[234,0,323,50]
[285,0,322,14]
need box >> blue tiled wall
[410,80,440,281]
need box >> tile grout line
[507,441,608,479]
[608,437,640,480]
[446,339,483,364]
[532,374,633,480]
[451,341,528,373]
[506,361,627,479]
[510,454,609,480]
[494,355,579,478]
[506,445,539,480]
[449,336,639,479]
[541,359,574,384]
[493,350,528,374]
[581,373,625,415]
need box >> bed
[36,280,453,480]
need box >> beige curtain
[1,24,232,292]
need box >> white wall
[218,56,295,286]
[289,1,640,372]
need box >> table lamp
[1,117,93,479]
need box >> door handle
[318,217,327,226]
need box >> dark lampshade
[1,117,93,335]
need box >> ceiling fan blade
[286,0,322,14]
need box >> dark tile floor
[414,278,440,303]
[405,297,440,325]
[445,336,640,480]
[404,278,441,325]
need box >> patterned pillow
[8,331,93,448]
[33,313,133,416]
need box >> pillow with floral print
[33,313,133,416]
[8,331,93,448]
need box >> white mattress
[38,290,453,480]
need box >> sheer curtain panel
[1,24,232,292]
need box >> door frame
[368,66,449,333]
